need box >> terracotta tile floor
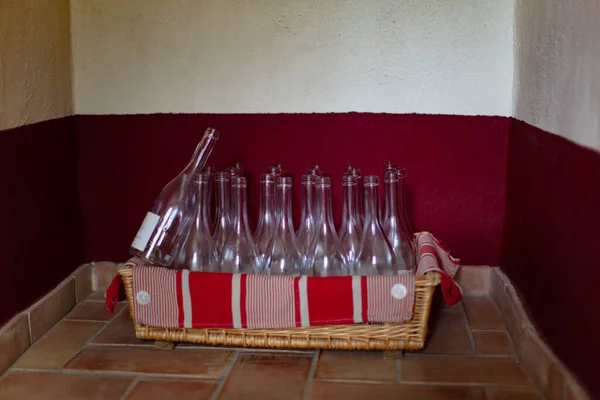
[0,292,543,400]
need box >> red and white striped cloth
[119,232,460,329]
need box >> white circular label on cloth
[391,284,407,299]
[136,290,151,305]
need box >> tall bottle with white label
[129,127,220,267]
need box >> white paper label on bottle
[131,212,160,251]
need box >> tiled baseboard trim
[0,264,93,376]
[0,264,590,399]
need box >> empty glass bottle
[174,173,219,272]
[308,177,349,276]
[264,177,307,275]
[383,170,414,273]
[212,171,231,252]
[339,175,362,266]
[356,176,396,275]
[219,177,262,274]
[297,174,317,254]
[129,127,219,267]
[254,174,277,257]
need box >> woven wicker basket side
[119,267,440,351]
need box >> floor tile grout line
[118,376,140,400]
[460,304,478,354]
[10,367,227,380]
[301,350,320,400]
[63,318,115,323]
[315,378,538,388]
[395,357,402,384]
[64,307,128,365]
[208,351,239,400]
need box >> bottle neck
[300,182,315,222]
[342,184,359,225]
[231,184,249,233]
[315,184,334,228]
[181,130,218,177]
[216,179,230,217]
[384,178,400,220]
[277,184,294,230]
[364,184,380,227]
[194,182,211,230]
[259,182,276,223]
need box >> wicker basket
[119,267,441,351]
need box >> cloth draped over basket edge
[106,231,461,329]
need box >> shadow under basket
[119,267,441,351]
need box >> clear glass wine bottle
[129,127,219,267]
[308,177,349,276]
[254,173,277,257]
[174,173,219,272]
[356,176,396,275]
[297,174,317,254]
[219,177,262,274]
[339,175,362,267]
[212,171,231,252]
[264,177,307,275]
[383,170,415,273]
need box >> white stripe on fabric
[352,276,363,323]
[181,270,192,328]
[299,276,310,327]
[231,274,242,328]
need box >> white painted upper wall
[0,0,72,131]
[70,0,515,116]
[514,0,600,151]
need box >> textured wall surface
[514,0,600,150]
[70,0,514,116]
[0,0,72,130]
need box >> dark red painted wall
[0,117,82,325]
[502,119,600,396]
[75,113,509,266]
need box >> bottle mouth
[231,176,247,187]
[277,177,292,187]
[363,175,379,186]
[215,171,230,181]
[384,170,399,182]
[204,127,220,139]
[316,176,331,187]
[194,172,212,184]
[397,167,407,178]
[301,174,316,184]
[205,166,216,174]
[260,173,277,183]
[342,175,357,186]
[383,161,397,171]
